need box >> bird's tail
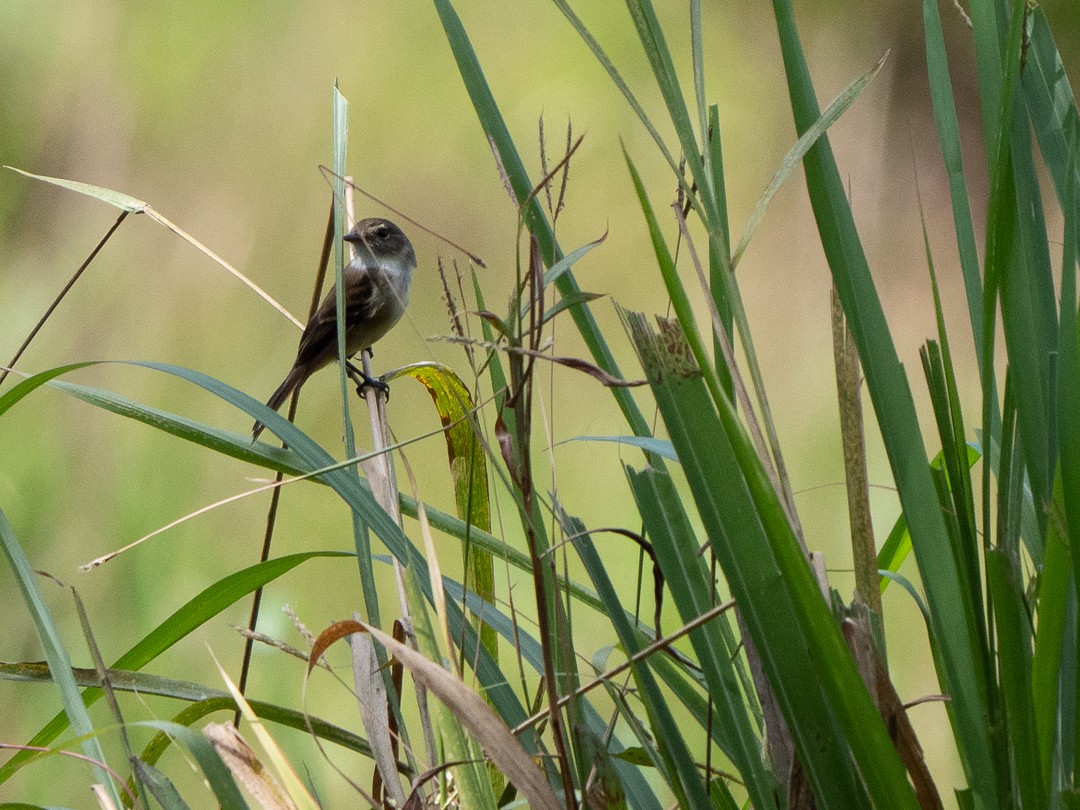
[252,365,308,441]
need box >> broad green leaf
[385,362,496,661]
[771,0,996,799]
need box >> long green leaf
[922,0,990,372]
[0,671,379,763]
[0,551,351,783]
[0,507,121,806]
[987,550,1044,808]
[1022,9,1080,237]
[430,0,659,463]
[621,308,915,809]
[732,53,887,268]
[626,465,778,809]
[770,2,996,803]
[1047,132,1080,791]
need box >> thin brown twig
[511,597,736,735]
[235,205,336,726]
[0,211,129,388]
[316,165,487,268]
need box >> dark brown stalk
[234,204,335,726]
[501,234,578,808]
[1,211,129,387]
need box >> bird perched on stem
[252,217,416,441]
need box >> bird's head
[345,218,416,268]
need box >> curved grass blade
[0,507,122,807]
[5,360,614,624]
[135,722,249,810]
[4,166,148,212]
[732,52,887,268]
[431,0,658,455]
[385,362,495,658]
[5,167,300,328]
[0,551,350,783]
[561,435,678,462]
[0,668,379,765]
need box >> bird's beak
[343,231,361,243]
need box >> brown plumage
[252,217,416,441]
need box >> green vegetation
[1,0,1077,807]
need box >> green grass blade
[876,445,981,592]
[548,0,690,211]
[922,0,989,370]
[0,507,122,805]
[1032,486,1072,788]
[622,308,916,809]
[0,670,379,763]
[52,379,309,476]
[1049,134,1080,790]
[0,361,98,415]
[707,105,735,396]
[571,530,712,807]
[1023,9,1080,225]
[7,360,626,629]
[770,0,998,802]
[0,551,350,783]
[431,0,657,452]
[690,0,708,186]
[563,435,678,461]
[4,166,148,213]
[622,0,714,224]
[539,231,607,291]
[623,150,729,416]
[133,758,188,810]
[137,722,248,809]
[923,216,980,569]
[732,53,887,269]
[987,547,1045,807]
[625,465,778,809]
[985,0,1056,553]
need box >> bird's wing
[293,266,379,369]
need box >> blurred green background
[1,0,1075,806]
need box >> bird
[251,217,416,441]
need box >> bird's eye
[376,226,390,239]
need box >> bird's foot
[348,366,390,401]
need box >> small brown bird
[252,217,416,440]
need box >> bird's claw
[356,374,390,401]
